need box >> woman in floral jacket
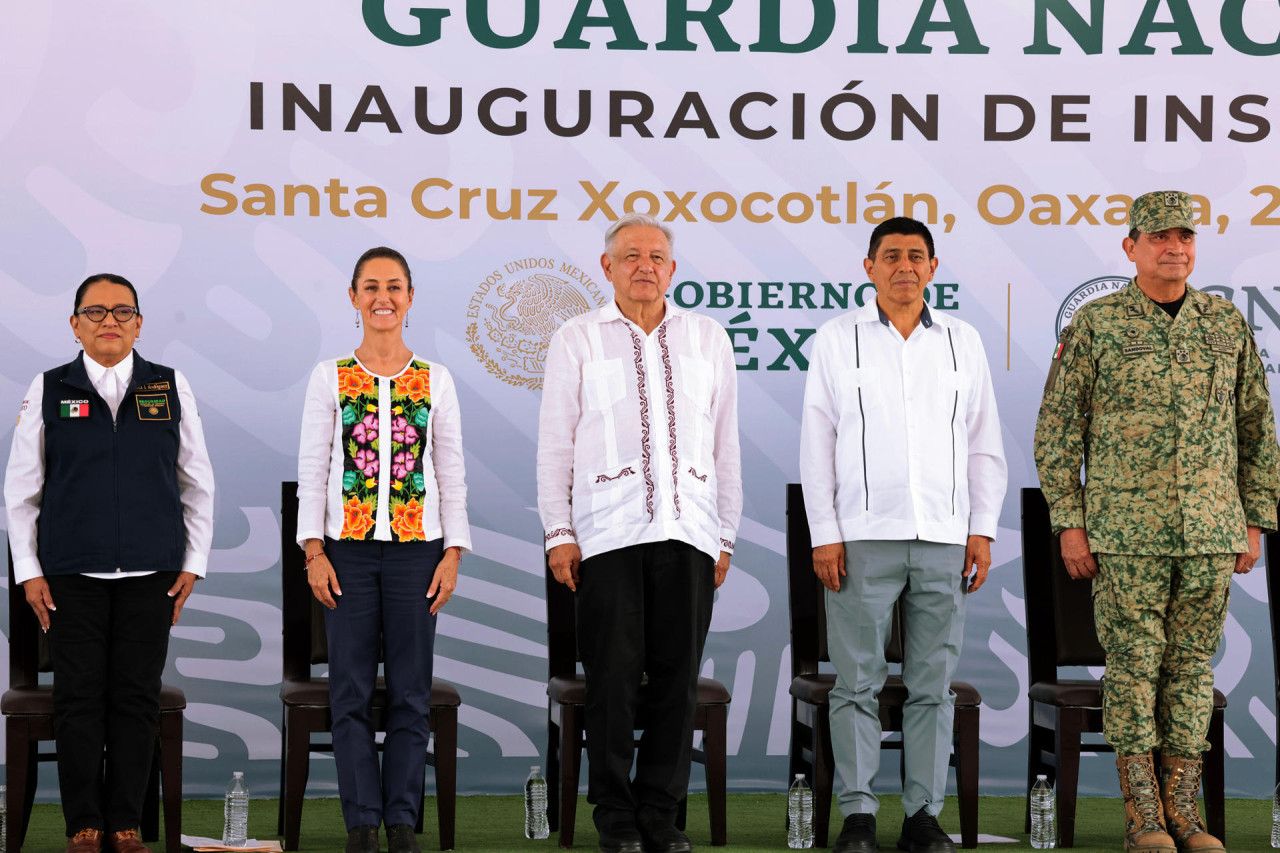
[296,246,471,853]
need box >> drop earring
[404,315,409,329]
[355,311,361,328]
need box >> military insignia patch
[1044,326,1075,394]
[1205,332,1235,353]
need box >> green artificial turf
[10,794,1275,852]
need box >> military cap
[1129,190,1195,234]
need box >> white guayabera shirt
[537,299,743,563]
[800,302,1007,548]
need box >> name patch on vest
[135,394,171,421]
[60,399,90,418]
[136,380,171,392]
[1123,344,1155,355]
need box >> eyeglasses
[75,305,140,323]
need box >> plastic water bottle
[787,773,814,849]
[1030,774,1056,849]
[1271,783,1280,847]
[222,771,249,847]
[524,766,550,840]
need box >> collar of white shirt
[82,350,135,411]
[876,302,934,329]
[598,296,688,327]
[848,300,939,335]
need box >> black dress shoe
[598,824,644,853]
[385,824,420,853]
[896,809,955,853]
[639,821,693,853]
[834,813,878,853]
[345,825,380,853]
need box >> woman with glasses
[296,247,470,853]
[3,273,215,853]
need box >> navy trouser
[324,537,441,830]
[576,540,715,832]
[47,570,177,836]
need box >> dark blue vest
[38,353,186,575]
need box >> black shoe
[639,821,693,853]
[599,825,644,853]
[345,825,380,853]
[896,810,955,853]
[385,824,420,853]
[834,813,878,853]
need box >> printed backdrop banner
[3,1,1280,800]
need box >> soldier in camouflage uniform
[1034,191,1280,853]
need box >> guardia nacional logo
[466,255,608,389]
[1055,276,1130,337]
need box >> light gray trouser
[825,539,966,818]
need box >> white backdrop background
[2,1,1280,800]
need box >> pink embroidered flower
[352,413,378,444]
[391,416,419,445]
[392,451,417,480]
[354,448,379,476]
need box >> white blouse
[296,353,471,552]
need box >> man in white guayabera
[800,217,1007,853]
[537,213,742,853]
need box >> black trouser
[577,540,715,832]
[46,571,176,835]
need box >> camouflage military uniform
[1034,280,1280,754]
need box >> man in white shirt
[799,219,1006,853]
[537,213,742,853]
[4,274,215,853]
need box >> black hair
[351,247,412,291]
[74,273,140,314]
[867,217,935,260]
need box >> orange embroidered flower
[390,497,426,541]
[340,496,375,539]
[338,366,375,400]
[394,367,431,404]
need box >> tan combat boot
[1117,754,1177,853]
[1159,755,1225,853]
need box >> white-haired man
[537,214,742,853]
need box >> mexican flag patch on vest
[60,399,90,418]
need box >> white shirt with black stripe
[800,302,1007,548]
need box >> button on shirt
[800,303,1007,547]
[5,351,216,583]
[537,299,743,562]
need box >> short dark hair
[867,217,935,260]
[74,273,140,314]
[351,247,412,291]
[1128,227,1141,241]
